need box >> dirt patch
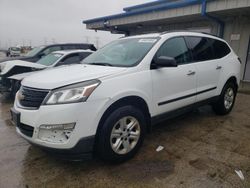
[189,158,209,171]
[104,160,175,184]
[1,94,250,188]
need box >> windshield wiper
[90,62,113,67]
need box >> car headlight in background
[44,79,101,105]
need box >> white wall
[223,16,250,80]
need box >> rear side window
[212,40,231,58]
[155,37,191,65]
[185,37,214,61]
[56,53,81,66]
[79,52,92,60]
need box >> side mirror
[153,56,177,68]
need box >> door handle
[187,70,196,76]
[216,66,222,70]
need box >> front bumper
[13,97,111,158]
[29,135,95,160]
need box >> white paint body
[13,32,241,149]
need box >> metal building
[83,0,250,81]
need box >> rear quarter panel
[216,52,241,95]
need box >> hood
[22,64,127,89]
[8,71,39,81]
[0,60,46,75]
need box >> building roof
[123,0,174,12]
[83,0,250,36]
[83,0,202,24]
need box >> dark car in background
[0,49,93,96]
[0,43,96,63]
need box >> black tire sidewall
[97,105,146,162]
[214,82,237,115]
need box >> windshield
[82,37,159,67]
[10,47,20,51]
[24,46,44,57]
[37,53,63,66]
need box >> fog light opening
[38,123,75,143]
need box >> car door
[185,37,220,102]
[151,37,197,115]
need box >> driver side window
[156,37,191,65]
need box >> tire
[212,82,237,115]
[96,105,146,163]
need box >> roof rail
[160,30,219,37]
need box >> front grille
[18,123,34,137]
[19,86,49,109]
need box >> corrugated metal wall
[86,0,250,29]
[207,0,250,12]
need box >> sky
[0,0,153,49]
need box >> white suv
[11,32,241,162]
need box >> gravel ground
[0,93,250,188]
[0,53,250,187]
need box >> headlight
[44,79,101,105]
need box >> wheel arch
[95,96,152,141]
[225,76,238,90]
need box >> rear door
[151,37,197,115]
[185,36,220,102]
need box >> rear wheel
[96,105,146,163]
[212,82,237,115]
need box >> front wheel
[212,82,237,115]
[96,105,146,163]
